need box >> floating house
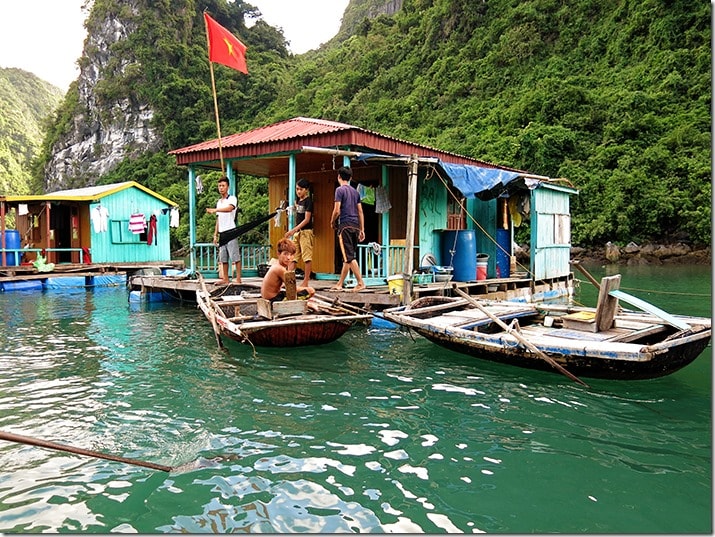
[169,117,577,303]
[0,181,178,266]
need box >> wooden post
[1,200,6,267]
[402,154,418,305]
[284,270,297,300]
[594,274,621,331]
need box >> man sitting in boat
[261,238,316,302]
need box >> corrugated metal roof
[170,117,361,155]
[169,117,523,175]
[1,181,177,207]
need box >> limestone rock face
[43,2,161,191]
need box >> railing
[193,242,410,281]
[194,243,271,274]
[0,247,89,267]
[3,243,413,282]
[356,243,409,280]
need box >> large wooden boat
[196,288,371,347]
[381,277,711,381]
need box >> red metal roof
[169,117,521,176]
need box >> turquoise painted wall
[90,188,173,263]
[418,172,447,263]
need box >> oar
[570,260,601,291]
[0,430,174,472]
[197,273,225,350]
[452,286,589,387]
[314,293,371,315]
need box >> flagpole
[205,14,225,174]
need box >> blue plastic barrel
[496,228,510,278]
[441,229,477,282]
[0,230,20,266]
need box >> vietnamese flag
[204,12,248,74]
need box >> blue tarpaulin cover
[353,153,522,199]
[438,162,521,199]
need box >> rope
[428,165,534,278]
[620,286,710,298]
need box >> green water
[0,264,710,533]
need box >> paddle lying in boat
[381,278,711,381]
[452,287,589,386]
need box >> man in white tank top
[206,176,241,283]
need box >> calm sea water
[0,264,710,533]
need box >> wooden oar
[452,286,589,387]
[314,293,372,315]
[0,430,173,472]
[197,273,225,350]
[570,260,601,291]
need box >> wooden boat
[381,277,711,381]
[196,288,372,347]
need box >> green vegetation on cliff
[20,0,713,251]
[0,68,62,195]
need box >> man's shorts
[295,229,314,263]
[337,226,359,264]
[269,288,310,303]
[219,237,240,263]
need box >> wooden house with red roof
[170,117,577,300]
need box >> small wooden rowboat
[381,278,711,381]
[196,289,371,347]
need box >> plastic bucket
[477,253,489,280]
[0,230,20,266]
[386,274,404,296]
[441,230,476,282]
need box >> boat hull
[197,288,371,348]
[217,316,357,347]
[382,295,711,381]
[410,325,711,380]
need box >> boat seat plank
[607,323,667,343]
[437,306,538,329]
[532,327,619,341]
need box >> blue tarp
[438,162,521,200]
[352,153,523,199]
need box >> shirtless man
[261,238,315,302]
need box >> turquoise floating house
[0,181,178,266]
[169,117,578,303]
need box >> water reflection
[0,272,710,533]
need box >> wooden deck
[0,261,185,282]
[128,272,575,311]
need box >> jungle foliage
[0,68,62,196]
[30,0,713,250]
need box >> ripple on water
[0,286,710,533]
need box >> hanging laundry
[91,204,110,233]
[18,204,28,216]
[129,213,146,234]
[147,214,158,245]
[375,186,392,214]
[170,206,180,228]
[357,184,375,205]
[195,175,204,195]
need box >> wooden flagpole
[205,15,225,174]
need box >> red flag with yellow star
[204,12,248,74]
